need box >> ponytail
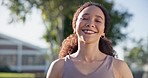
[99,37,116,57]
[59,34,116,58]
[59,34,78,58]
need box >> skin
[46,5,133,78]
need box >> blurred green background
[0,0,147,78]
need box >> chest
[73,61,104,75]
[62,57,114,78]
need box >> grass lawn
[0,73,35,78]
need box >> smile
[82,29,97,34]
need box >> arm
[119,61,133,78]
[113,59,133,78]
[46,59,65,78]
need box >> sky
[114,0,148,40]
[0,0,148,60]
[0,5,48,48]
[113,0,148,59]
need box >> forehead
[78,5,105,19]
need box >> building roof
[0,33,47,51]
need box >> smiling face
[74,5,105,44]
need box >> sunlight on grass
[0,73,35,78]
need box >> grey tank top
[62,55,114,78]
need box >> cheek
[75,20,84,30]
[100,26,105,32]
[75,21,79,29]
[97,24,105,33]
[76,19,81,27]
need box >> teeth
[83,30,95,34]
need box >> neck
[75,41,105,62]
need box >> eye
[95,19,101,23]
[80,17,88,20]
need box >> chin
[80,38,98,44]
[78,33,100,44]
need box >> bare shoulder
[113,58,127,69]
[112,58,133,78]
[46,58,65,78]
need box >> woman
[46,2,133,78]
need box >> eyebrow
[95,15,104,20]
[82,13,104,20]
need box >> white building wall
[0,33,49,73]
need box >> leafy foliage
[1,0,132,59]
[124,38,148,69]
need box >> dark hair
[59,2,116,58]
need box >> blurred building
[0,33,49,73]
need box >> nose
[86,20,95,27]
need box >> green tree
[1,0,132,60]
[124,38,148,70]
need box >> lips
[82,29,98,34]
